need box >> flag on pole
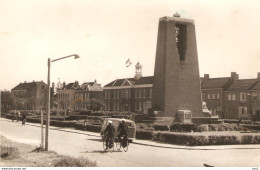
[125,58,132,67]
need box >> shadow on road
[82,150,123,154]
[87,138,102,142]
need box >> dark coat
[118,122,128,133]
[104,124,115,137]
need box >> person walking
[16,111,21,122]
[22,113,26,126]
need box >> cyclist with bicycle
[104,120,115,149]
[117,119,128,144]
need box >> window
[217,93,220,100]
[114,91,116,99]
[108,91,110,99]
[139,102,142,111]
[240,92,246,101]
[228,94,231,101]
[207,94,211,100]
[125,90,129,99]
[105,103,107,110]
[117,102,119,111]
[143,89,146,98]
[113,102,116,111]
[117,91,119,99]
[252,92,258,101]
[149,89,152,98]
[104,91,107,99]
[108,102,110,110]
[232,94,236,101]
[212,94,215,100]
[135,102,138,111]
[139,89,142,98]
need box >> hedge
[79,110,93,115]
[136,130,153,140]
[50,120,77,128]
[170,123,198,132]
[153,124,169,131]
[198,124,244,132]
[243,124,260,131]
[67,115,89,120]
[74,123,101,133]
[153,131,260,146]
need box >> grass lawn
[0,135,96,167]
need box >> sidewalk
[2,117,260,151]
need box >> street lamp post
[45,54,79,151]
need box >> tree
[89,98,104,111]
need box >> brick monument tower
[152,14,203,117]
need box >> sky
[0,0,260,90]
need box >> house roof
[63,83,74,89]
[250,80,260,90]
[12,81,46,91]
[134,76,154,85]
[226,79,257,91]
[104,76,153,87]
[201,78,231,89]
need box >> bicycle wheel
[115,138,121,151]
[122,139,129,152]
[108,139,114,153]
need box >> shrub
[27,118,42,124]
[208,124,218,131]
[50,116,66,121]
[74,123,101,132]
[79,110,92,115]
[0,145,20,159]
[74,123,85,130]
[50,120,77,128]
[223,119,238,124]
[54,156,96,167]
[68,115,89,120]
[91,111,106,116]
[153,124,169,131]
[198,124,209,132]
[241,120,253,124]
[136,130,153,140]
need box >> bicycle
[115,135,129,152]
[103,136,114,152]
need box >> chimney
[52,82,55,89]
[204,74,209,81]
[231,72,239,81]
[24,81,27,83]
[257,72,260,80]
[33,80,35,82]
[63,82,66,88]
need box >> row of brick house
[10,81,49,110]
[201,72,260,120]
[6,63,260,120]
[56,80,103,111]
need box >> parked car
[100,118,136,142]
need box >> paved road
[1,118,260,167]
